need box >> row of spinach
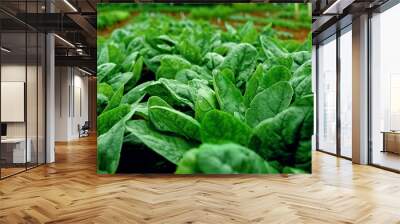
[97,13,313,174]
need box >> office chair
[78,121,90,138]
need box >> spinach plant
[97,10,312,174]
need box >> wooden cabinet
[382,132,400,154]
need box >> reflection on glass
[38,33,46,165]
[371,4,400,171]
[0,0,46,179]
[340,28,352,158]
[1,32,27,177]
[318,36,337,154]
[27,31,38,169]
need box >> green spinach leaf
[156,55,192,80]
[261,65,292,89]
[218,43,258,86]
[176,143,278,174]
[213,69,245,117]
[201,110,252,146]
[125,120,196,164]
[149,105,201,141]
[246,82,293,127]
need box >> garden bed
[97,4,313,174]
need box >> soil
[275,27,310,42]
[98,11,310,42]
[97,12,139,37]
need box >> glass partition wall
[0,30,27,177]
[316,26,353,159]
[317,35,337,155]
[0,4,46,179]
[370,3,400,171]
[339,26,352,159]
[316,1,400,172]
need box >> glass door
[317,35,337,154]
[339,26,352,158]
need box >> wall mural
[96,3,313,174]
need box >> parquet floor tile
[1,135,400,223]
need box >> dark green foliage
[200,110,252,147]
[245,82,294,127]
[156,55,192,80]
[125,120,196,164]
[149,106,201,141]
[261,65,292,89]
[218,43,258,87]
[213,69,246,118]
[97,104,131,136]
[97,120,126,174]
[98,10,130,30]
[176,143,278,174]
[97,108,137,174]
[193,86,218,122]
[97,6,312,174]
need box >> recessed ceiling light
[54,34,75,48]
[78,67,92,76]
[1,47,11,53]
[322,0,354,15]
[63,0,78,12]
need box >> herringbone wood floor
[0,135,400,224]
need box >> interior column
[352,14,369,164]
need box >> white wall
[1,63,46,164]
[1,82,25,122]
[54,67,89,141]
[72,73,89,138]
[55,66,69,141]
[1,65,26,138]
[1,65,36,138]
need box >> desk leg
[382,133,386,153]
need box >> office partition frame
[315,23,352,161]
[0,0,48,180]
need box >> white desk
[1,138,31,163]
